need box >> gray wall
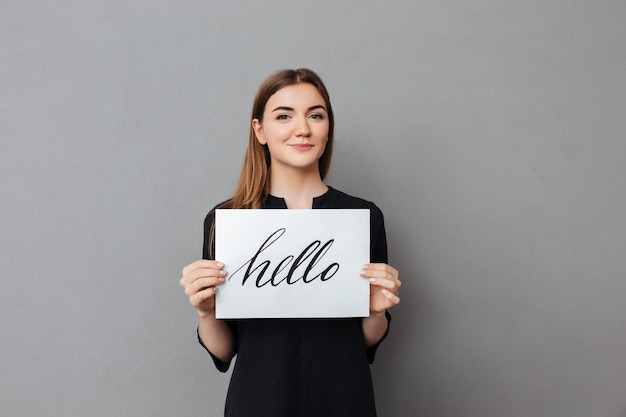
[2,1,625,416]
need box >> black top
[199,187,391,417]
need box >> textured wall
[1,1,625,416]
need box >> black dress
[199,187,391,417]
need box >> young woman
[179,68,401,417]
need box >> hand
[361,263,401,314]
[179,259,227,317]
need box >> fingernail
[369,278,376,283]
[219,270,227,276]
[216,262,224,268]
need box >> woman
[180,68,401,417]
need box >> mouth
[289,143,314,151]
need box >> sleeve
[369,204,388,264]
[198,208,238,373]
[365,203,392,364]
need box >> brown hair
[209,68,335,253]
[229,68,334,209]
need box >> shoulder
[203,199,232,228]
[326,187,383,215]
[328,186,380,211]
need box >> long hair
[229,68,334,209]
[209,69,335,254]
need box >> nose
[295,116,311,137]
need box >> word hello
[228,228,340,287]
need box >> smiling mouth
[289,144,314,150]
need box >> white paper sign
[215,209,370,319]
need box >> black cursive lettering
[228,228,340,287]
[303,239,339,282]
[229,228,286,286]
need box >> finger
[370,278,398,295]
[361,263,398,279]
[184,277,225,296]
[361,268,400,285]
[182,260,224,278]
[180,265,227,287]
[190,286,217,307]
[181,269,215,288]
[363,275,396,288]
[361,269,394,281]
[190,267,227,281]
[381,289,400,305]
[363,263,397,272]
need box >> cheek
[266,125,292,140]
[311,120,328,134]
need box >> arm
[361,263,401,347]
[180,259,234,362]
[362,310,389,348]
[197,310,234,363]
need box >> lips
[289,144,314,151]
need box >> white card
[215,209,370,319]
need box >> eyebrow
[270,105,327,112]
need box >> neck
[269,166,328,209]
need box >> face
[252,83,329,175]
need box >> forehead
[265,83,325,109]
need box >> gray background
[1,1,625,416]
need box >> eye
[309,113,324,120]
[276,114,290,120]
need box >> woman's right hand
[179,260,227,317]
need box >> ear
[252,119,266,145]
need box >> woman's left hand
[361,263,401,314]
